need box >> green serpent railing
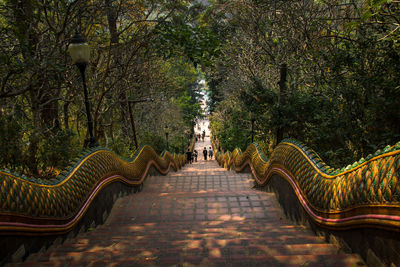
[213,138,400,230]
[0,145,186,235]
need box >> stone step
[48,242,338,256]
[5,142,366,266]
[12,253,365,267]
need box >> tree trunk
[105,0,119,44]
[276,63,287,145]
[64,101,70,130]
[11,0,38,174]
[27,92,40,175]
[39,91,61,133]
[104,0,130,142]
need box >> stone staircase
[7,139,366,266]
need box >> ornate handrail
[213,138,400,230]
[0,145,185,235]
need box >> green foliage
[204,0,400,168]
[38,129,80,176]
[0,112,80,177]
[0,114,24,172]
[139,132,167,154]
[153,22,221,67]
[210,99,250,152]
[173,91,202,127]
[3,0,398,176]
[0,0,205,178]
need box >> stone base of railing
[260,174,400,267]
[0,146,185,266]
[0,180,143,265]
[0,161,176,265]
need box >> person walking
[194,150,198,162]
[186,149,193,164]
[202,130,205,141]
[203,147,207,161]
[208,147,213,160]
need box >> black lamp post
[127,97,154,149]
[68,32,98,148]
[164,125,169,151]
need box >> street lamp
[127,97,154,149]
[68,32,98,148]
[164,125,169,151]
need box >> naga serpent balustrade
[213,138,400,230]
[0,145,186,235]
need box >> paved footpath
[12,138,366,266]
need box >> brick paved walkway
[13,138,366,266]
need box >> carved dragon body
[215,139,400,230]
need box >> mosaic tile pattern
[214,138,400,229]
[10,139,365,266]
[0,146,186,233]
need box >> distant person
[208,147,213,160]
[202,130,205,141]
[194,150,198,162]
[203,147,208,161]
[186,149,193,164]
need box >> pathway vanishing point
[9,137,366,266]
